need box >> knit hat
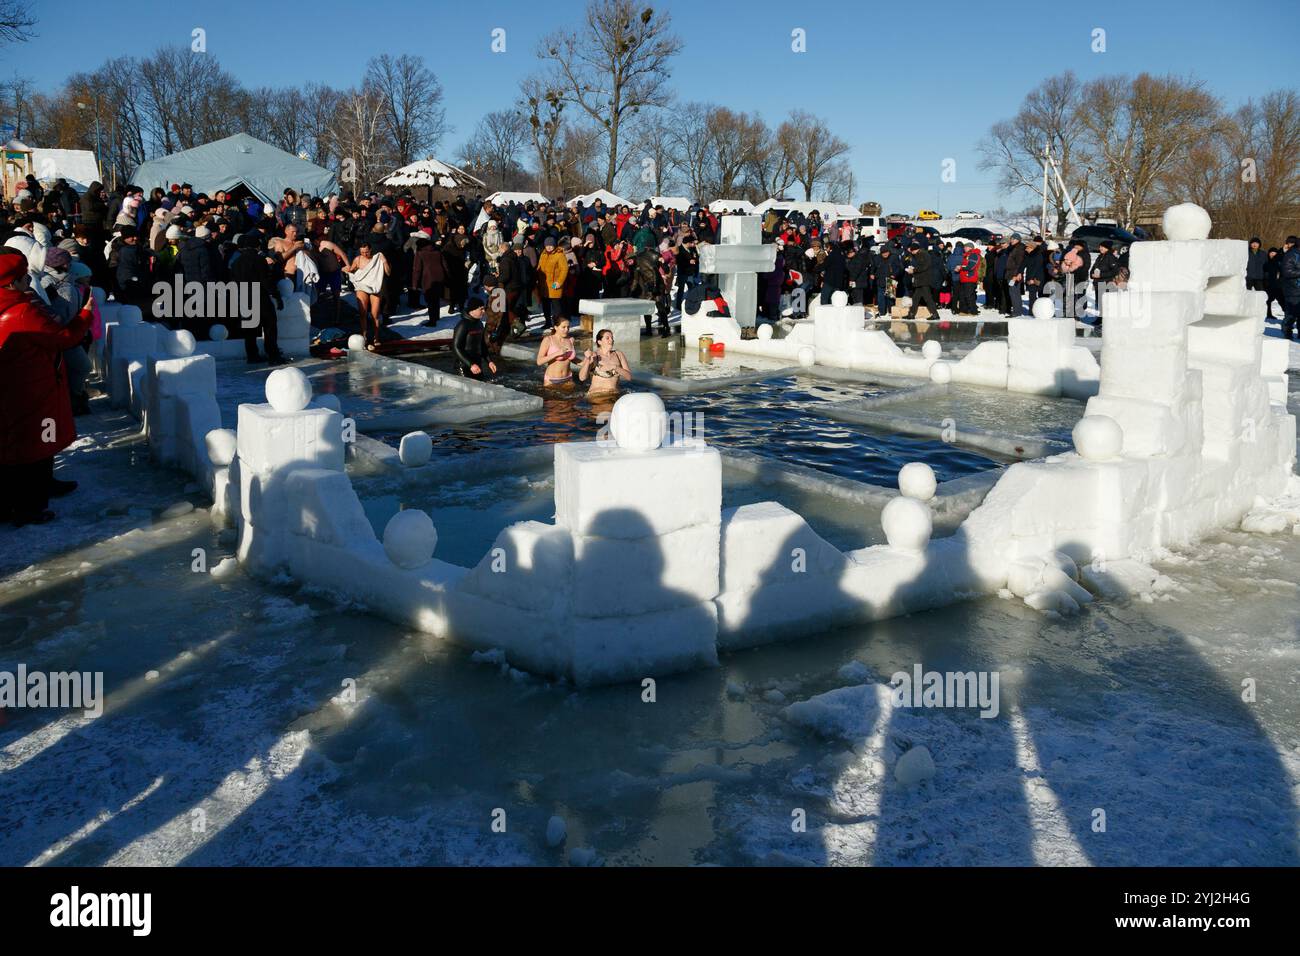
[43,247,72,271]
[195,225,211,238]
[166,224,183,240]
[512,234,525,246]
[543,236,556,247]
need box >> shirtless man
[268,223,305,283]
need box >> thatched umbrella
[381,157,486,204]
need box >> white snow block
[458,521,575,613]
[1099,342,1188,402]
[951,341,1009,389]
[1085,394,1189,457]
[285,469,377,546]
[236,403,345,478]
[1008,316,1074,367]
[109,321,160,407]
[719,216,761,246]
[580,298,654,319]
[720,501,850,594]
[1129,239,1245,295]
[568,602,718,686]
[153,353,217,398]
[572,521,720,617]
[554,442,722,539]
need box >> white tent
[32,148,99,191]
[131,133,338,204]
[382,157,485,191]
[752,198,862,222]
[649,195,691,212]
[486,190,550,205]
[709,198,754,214]
[567,188,630,208]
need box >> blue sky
[0,0,1287,212]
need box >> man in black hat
[904,239,936,320]
[1279,235,1300,341]
[452,292,497,378]
[1004,233,1026,316]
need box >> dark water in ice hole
[395,355,998,488]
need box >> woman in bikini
[578,328,631,399]
[343,238,390,350]
[535,316,577,387]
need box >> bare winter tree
[0,0,35,45]
[458,110,531,191]
[363,54,447,167]
[520,73,567,196]
[665,102,713,201]
[538,0,682,191]
[622,109,678,198]
[777,110,851,201]
[324,86,393,193]
[0,74,35,138]
[1217,90,1300,242]
[745,122,794,202]
[302,83,343,169]
[978,71,1089,235]
[1079,73,1223,229]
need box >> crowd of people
[3,166,1299,527]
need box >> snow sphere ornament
[608,392,667,451]
[276,278,294,301]
[399,430,433,467]
[165,329,196,357]
[831,290,849,307]
[118,304,143,325]
[898,462,937,502]
[204,428,237,468]
[1072,414,1123,461]
[208,323,229,342]
[1162,202,1212,241]
[383,509,437,569]
[1031,296,1056,320]
[265,367,312,413]
[929,361,952,384]
[921,339,942,360]
[347,334,366,352]
[91,287,107,306]
[797,346,816,368]
[894,745,936,786]
[313,393,341,413]
[757,323,774,340]
[881,496,932,552]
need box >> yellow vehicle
[915,209,941,221]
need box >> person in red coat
[0,251,93,526]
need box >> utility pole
[1041,142,1049,238]
[76,94,103,183]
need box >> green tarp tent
[130,133,338,204]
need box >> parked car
[915,209,941,221]
[954,210,983,220]
[855,215,889,246]
[1070,223,1143,253]
[885,213,909,223]
[944,226,1001,244]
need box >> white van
[856,216,889,245]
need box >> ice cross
[699,216,777,328]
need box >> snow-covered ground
[0,366,1296,865]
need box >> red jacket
[958,247,981,283]
[0,288,92,465]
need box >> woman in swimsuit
[578,328,631,398]
[535,317,576,387]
